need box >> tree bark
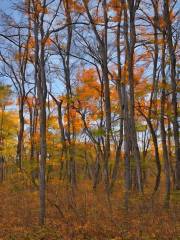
[163,0,180,190]
[124,0,143,192]
[160,32,171,208]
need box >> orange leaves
[154,38,166,45]
[72,2,85,13]
[35,2,48,15]
[42,37,53,46]
[73,117,83,132]
[93,16,105,25]
[159,82,171,91]
[107,0,122,18]
[14,37,35,62]
[63,107,83,133]
[75,68,103,123]
[64,0,85,14]
[107,0,127,22]
[134,67,151,98]
[14,52,23,61]
[47,115,59,130]
[78,68,97,84]
[69,108,76,118]
[158,16,166,30]
[36,4,48,14]
[28,36,35,48]
[108,0,121,9]
[25,96,35,108]
[135,80,151,98]
[134,67,145,84]
[110,15,122,23]
[25,1,48,19]
[45,37,52,46]
[121,64,129,84]
[28,36,53,48]
[77,68,100,102]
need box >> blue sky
[0,0,11,11]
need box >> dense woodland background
[0,0,179,239]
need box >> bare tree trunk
[124,0,143,192]
[110,16,123,191]
[167,118,176,189]
[49,93,67,181]
[0,156,4,183]
[82,0,111,192]
[163,0,180,190]
[93,146,101,190]
[84,139,92,180]
[0,106,5,183]
[33,8,47,224]
[160,32,171,208]
[101,0,111,191]
[146,118,161,193]
[16,99,24,170]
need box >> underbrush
[0,175,179,240]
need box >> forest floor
[0,173,180,240]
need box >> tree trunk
[163,0,180,190]
[160,32,171,208]
[124,0,143,192]
[0,156,4,183]
[16,99,24,170]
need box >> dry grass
[0,174,179,240]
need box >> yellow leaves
[154,38,166,45]
[15,52,23,61]
[33,132,40,143]
[0,110,18,158]
[159,82,171,91]
[0,85,12,106]
[73,117,83,132]
[48,115,59,130]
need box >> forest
[0,0,179,239]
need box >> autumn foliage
[0,0,179,239]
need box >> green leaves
[135,122,147,132]
[91,127,105,137]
